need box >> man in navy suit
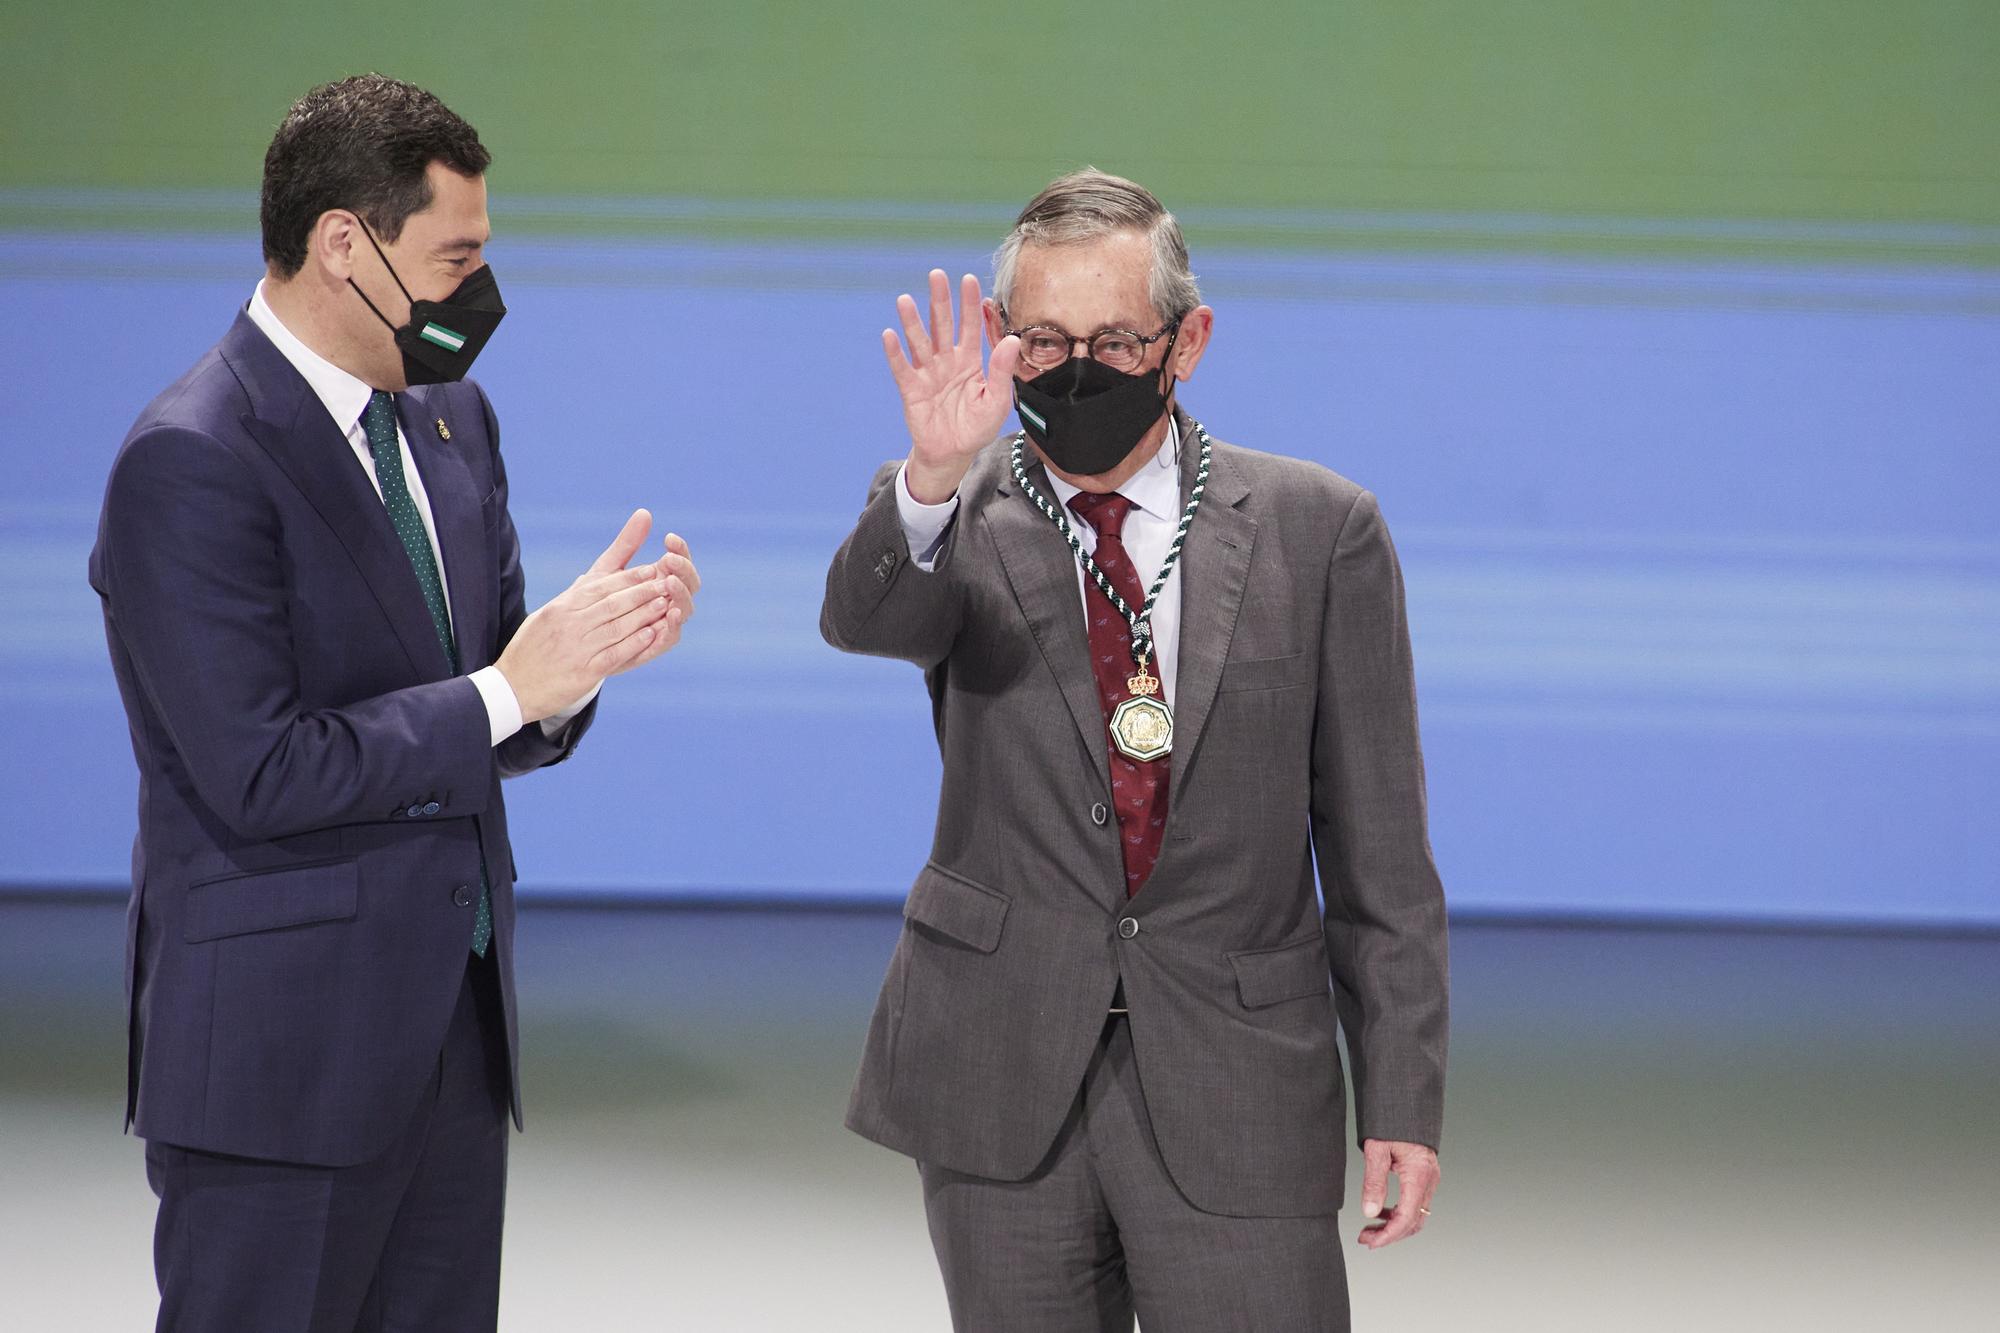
[88,74,700,1331]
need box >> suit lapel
[1165,418,1255,806]
[223,315,455,683]
[986,416,1260,806]
[988,456,1113,790]
[399,388,490,668]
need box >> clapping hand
[496,509,699,723]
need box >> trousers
[920,1013,1350,1332]
[146,953,511,1333]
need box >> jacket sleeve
[1310,487,1450,1150]
[97,424,496,841]
[819,460,967,670]
[471,381,597,777]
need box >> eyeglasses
[1005,320,1179,373]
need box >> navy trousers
[145,954,511,1333]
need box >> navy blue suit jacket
[88,310,594,1167]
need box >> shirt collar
[1042,416,1182,519]
[246,278,379,439]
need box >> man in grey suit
[822,169,1447,1332]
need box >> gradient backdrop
[2,6,1998,1328]
[4,0,1995,924]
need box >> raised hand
[495,509,697,723]
[883,269,1022,504]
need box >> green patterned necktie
[362,390,493,958]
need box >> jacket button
[1118,917,1141,940]
[1091,803,1108,826]
[451,884,473,908]
[423,801,441,815]
[406,804,424,818]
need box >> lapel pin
[434,418,452,441]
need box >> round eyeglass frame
[1004,319,1181,372]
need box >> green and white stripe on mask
[418,322,468,352]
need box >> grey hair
[991,167,1201,326]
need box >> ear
[311,208,362,283]
[1168,305,1214,383]
[982,297,1006,350]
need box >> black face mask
[349,225,507,386]
[1013,327,1179,477]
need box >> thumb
[1359,1140,1393,1219]
[987,333,1022,391]
[590,508,653,575]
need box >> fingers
[892,270,978,377]
[1358,1177,1434,1249]
[957,274,983,351]
[1356,1141,1440,1251]
[882,328,912,387]
[642,573,690,628]
[588,590,672,660]
[588,508,653,575]
[626,604,684,670]
[1397,1153,1440,1242]
[1358,1140,1392,1220]
[580,568,670,629]
[1359,1171,1434,1248]
[592,619,662,678]
[896,293,929,369]
[927,268,952,355]
[598,597,685,676]
[988,331,1022,386]
[621,537,695,667]
[661,533,701,595]
[571,534,695,648]
[1358,1201,1422,1249]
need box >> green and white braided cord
[1009,420,1213,668]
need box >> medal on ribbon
[1010,423,1213,763]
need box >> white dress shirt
[896,418,1184,704]
[246,281,592,744]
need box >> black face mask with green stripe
[350,225,507,386]
[1013,325,1179,478]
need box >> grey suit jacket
[820,409,1447,1218]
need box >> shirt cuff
[895,460,960,571]
[540,682,600,737]
[468,665,525,748]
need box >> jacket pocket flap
[1217,651,1308,693]
[184,860,359,943]
[904,862,1010,953]
[1229,933,1330,1008]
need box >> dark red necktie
[1066,491,1168,897]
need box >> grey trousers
[920,1014,1349,1333]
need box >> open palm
[883,269,1022,503]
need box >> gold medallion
[1110,694,1173,762]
